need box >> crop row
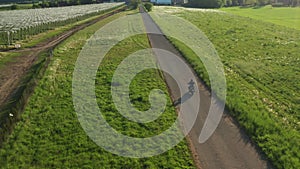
[0,3,124,45]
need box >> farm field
[0,3,299,169]
[220,5,300,30]
[0,5,126,144]
[151,6,300,169]
[0,9,195,168]
[0,3,124,46]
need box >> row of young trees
[0,3,123,46]
[33,0,107,8]
[0,16,85,46]
[186,0,300,8]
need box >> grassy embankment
[152,6,299,169]
[221,5,300,30]
[0,10,195,168]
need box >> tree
[81,0,94,4]
[226,0,233,6]
[232,0,239,5]
[129,0,141,9]
[144,2,153,11]
[244,0,257,5]
[238,0,245,5]
[257,0,269,5]
[290,0,300,6]
[10,4,19,10]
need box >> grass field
[0,52,20,68]
[151,6,300,169]
[0,10,195,168]
[220,5,300,30]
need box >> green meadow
[152,6,300,169]
[221,5,300,30]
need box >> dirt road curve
[0,8,124,109]
[140,9,273,169]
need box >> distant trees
[186,0,300,7]
[10,4,19,9]
[225,0,232,6]
[187,0,226,8]
[257,0,269,5]
[290,0,300,6]
[232,0,239,5]
[0,0,28,3]
[237,0,245,5]
[32,0,102,8]
[129,0,140,9]
[144,2,153,11]
[244,0,256,5]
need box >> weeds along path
[0,7,125,143]
[140,7,272,169]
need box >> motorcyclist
[188,79,195,93]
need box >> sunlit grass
[220,5,300,30]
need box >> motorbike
[188,85,195,94]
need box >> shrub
[10,4,18,10]
[144,2,153,12]
[129,0,141,9]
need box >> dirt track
[0,7,124,109]
[140,8,273,169]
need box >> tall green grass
[0,10,195,168]
[0,52,21,68]
[153,8,300,169]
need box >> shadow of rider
[173,79,195,106]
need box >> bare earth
[140,8,273,169]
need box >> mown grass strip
[0,10,195,168]
[220,6,300,30]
